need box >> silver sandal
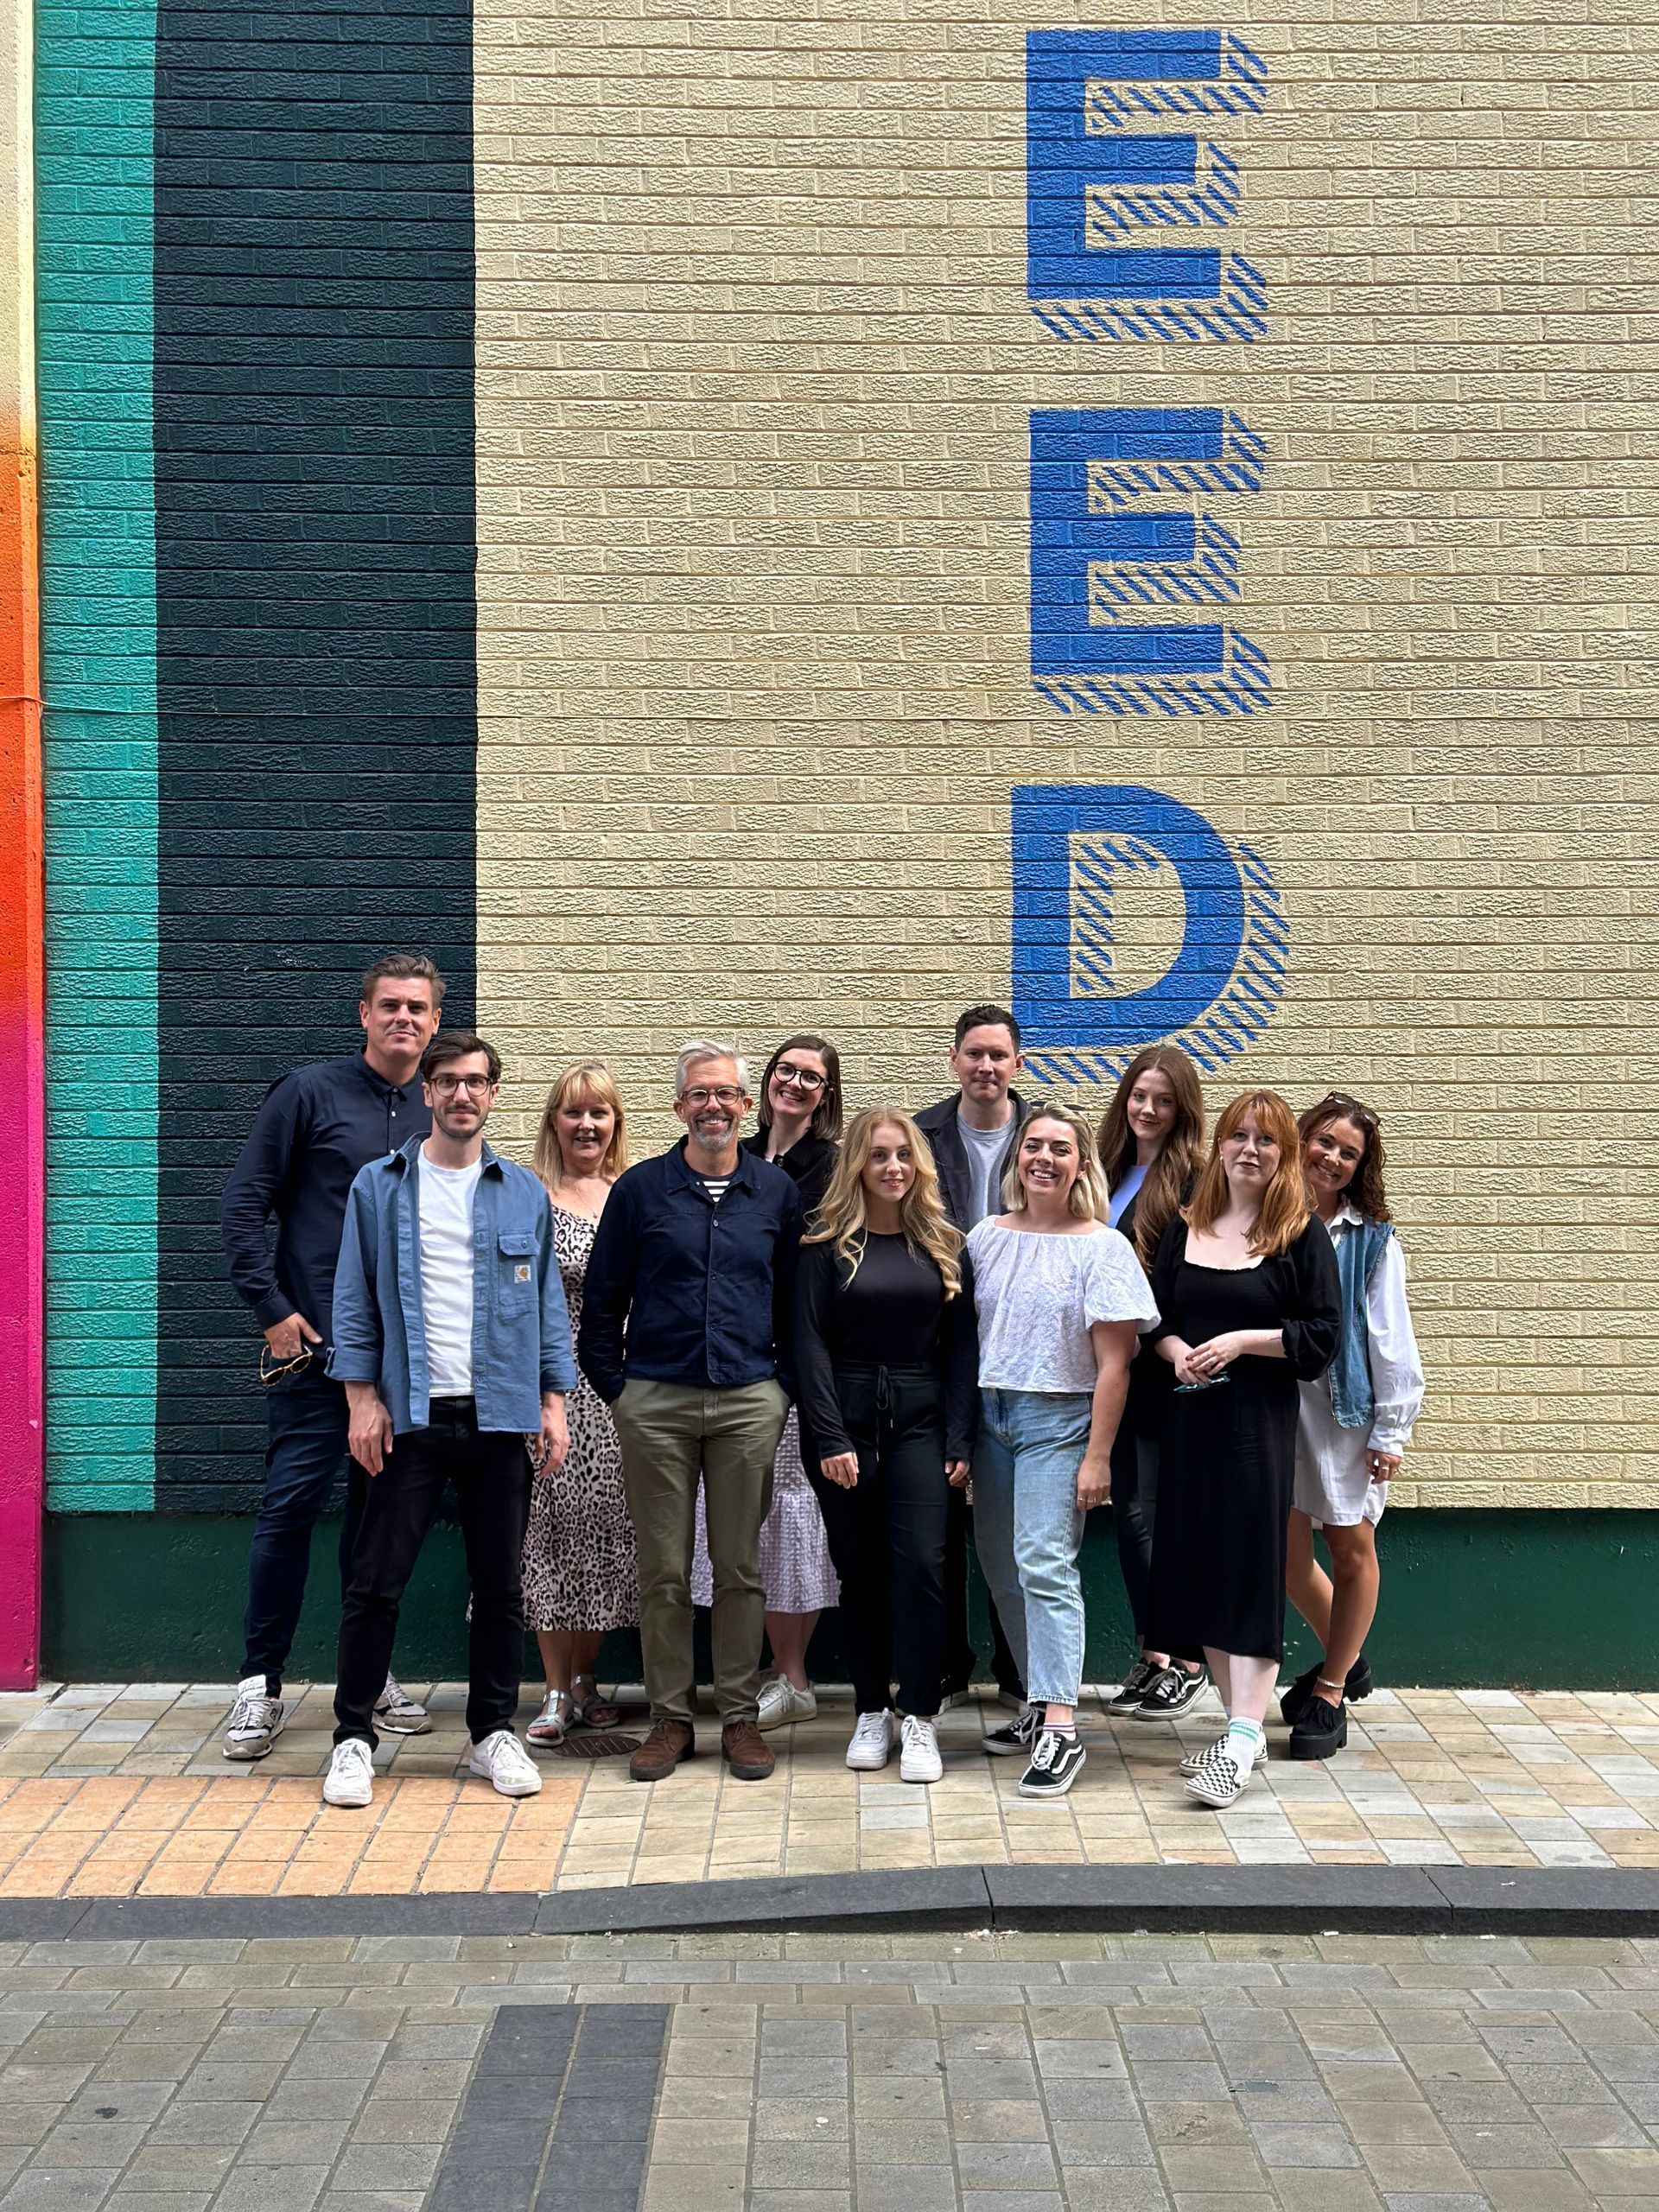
[526,1689,575,1746]
[569,1675,622,1729]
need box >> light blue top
[328,1134,578,1435]
[1107,1161,1147,1229]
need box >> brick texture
[470,0,1659,1508]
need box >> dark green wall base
[41,1509,1659,1690]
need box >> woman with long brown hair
[793,1108,977,1783]
[1281,1092,1424,1759]
[521,1062,639,1746]
[1143,1090,1340,1808]
[1095,1046,1206,1723]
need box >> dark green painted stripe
[151,0,479,1506]
[41,1510,1659,1688]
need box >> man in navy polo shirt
[218,954,443,1758]
[580,1040,800,1787]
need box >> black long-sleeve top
[219,1052,430,1343]
[791,1233,980,1462]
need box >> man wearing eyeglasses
[218,954,445,1762]
[320,1030,575,1809]
[580,1040,801,1785]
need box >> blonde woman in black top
[793,1108,978,1784]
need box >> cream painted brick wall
[471,0,1659,1507]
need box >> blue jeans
[242,1376,366,1693]
[971,1389,1092,1707]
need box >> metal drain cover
[552,1732,641,1759]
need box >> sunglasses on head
[1313,1091,1380,1132]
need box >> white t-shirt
[418,1151,482,1397]
[968,1217,1160,1394]
[959,1112,1012,1228]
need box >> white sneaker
[373,1675,431,1736]
[223,1674,285,1762]
[757,1676,818,1731]
[469,1728,543,1798]
[899,1713,943,1784]
[322,1738,375,1808]
[845,1710,893,1770]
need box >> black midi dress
[1143,1218,1340,1662]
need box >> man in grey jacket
[914,1002,1032,1709]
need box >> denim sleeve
[325,1174,384,1385]
[219,1074,304,1329]
[537,1197,579,1395]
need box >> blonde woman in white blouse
[967,1103,1158,1801]
[1282,1091,1425,1761]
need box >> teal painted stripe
[36,0,159,1511]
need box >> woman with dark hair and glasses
[691,1034,844,1727]
[1281,1093,1424,1760]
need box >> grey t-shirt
[959,1112,1012,1228]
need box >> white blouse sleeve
[1366,1236,1425,1453]
[1085,1230,1160,1330]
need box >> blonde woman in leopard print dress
[520,1064,639,1746]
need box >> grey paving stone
[118,2145,240,2190]
[32,2123,149,2167]
[954,2139,1062,2185]
[1051,2122,1158,2166]
[851,2166,957,2211]
[0,2175,123,2212]
[748,2138,851,2188]
[1250,2124,1364,2169]
[327,2145,442,2193]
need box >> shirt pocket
[497,1230,537,1311]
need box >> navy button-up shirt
[219,1052,431,1344]
[578,1140,803,1404]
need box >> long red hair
[1184,1089,1310,1257]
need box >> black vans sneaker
[1279,1656,1372,1728]
[1018,1729,1087,1798]
[1288,1694,1349,1760]
[982,1702,1041,1758]
[1107,1658,1161,1710]
[1131,1663,1209,1723]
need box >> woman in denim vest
[1281,1093,1426,1761]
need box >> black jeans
[243,1375,366,1694]
[334,1397,532,1749]
[810,1364,951,1719]
[1111,1430,1161,1644]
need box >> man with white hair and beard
[580,1041,801,1783]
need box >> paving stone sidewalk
[1,1684,1656,1900]
[0,1924,1656,2211]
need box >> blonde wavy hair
[1185,1088,1310,1257]
[531,1061,630,1193]
[804,1107,963,1298]
[999,1100,1108,1223]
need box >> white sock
[1225,1718,1265,1771]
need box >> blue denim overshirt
[327,1134,577,1434]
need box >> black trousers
[334,1397,531,1749]
[944,1488,1026,1700]
[243,1374,367,1694]
[810,1364,950,1719]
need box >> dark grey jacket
[912,1090,1032,1233]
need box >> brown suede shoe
[629,1719,695,1783]
[721,1720,775,1782]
